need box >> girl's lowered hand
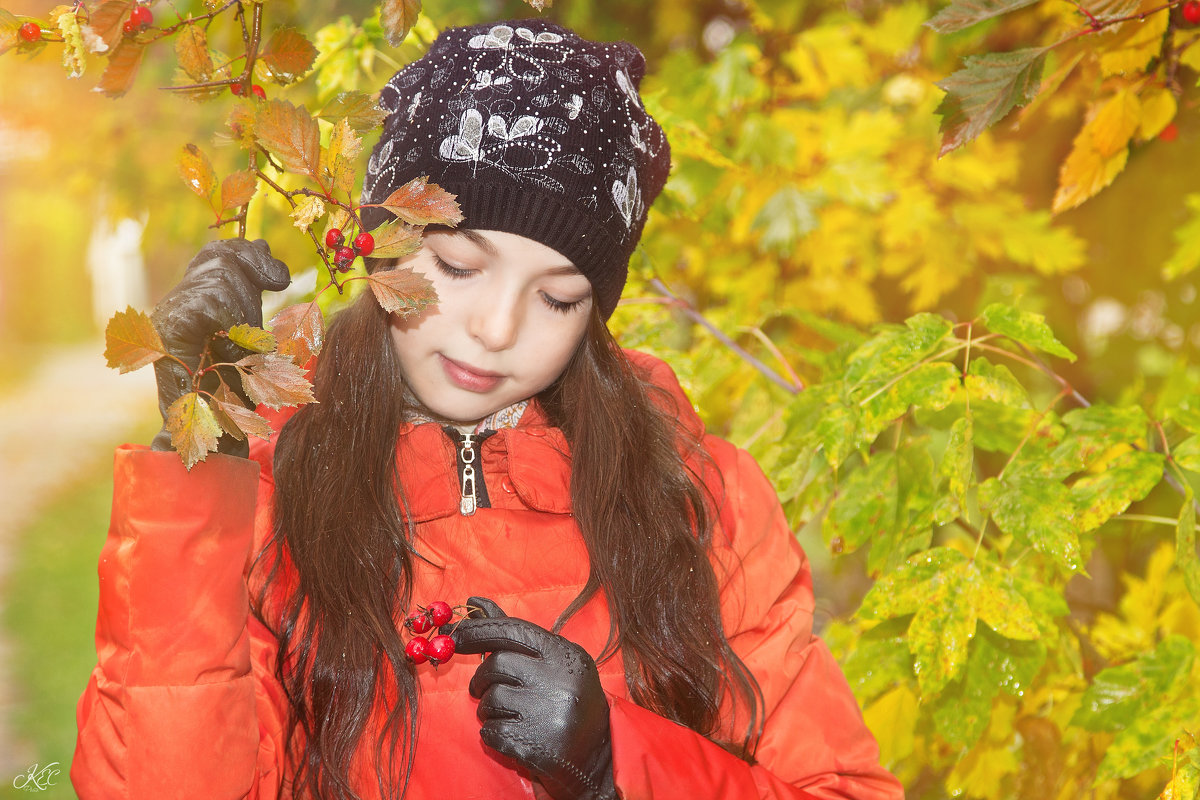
[149,239,291,458]
[450,596,616,800]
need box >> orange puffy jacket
[72,351,903,800]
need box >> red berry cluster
[18,21,40,42]
[324,227,375,272]
[231,83,267,100]
[122,5,152,34]
[1184,0,1200,25]
[404,600,458,666]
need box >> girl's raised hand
[450,596,616,800]
[149,238,291,458]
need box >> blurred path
[0,342,156,778]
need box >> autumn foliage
[4,0,1200,797]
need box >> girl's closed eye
[541,292,588,314]
[433,254,474,279]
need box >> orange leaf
[221,170,257,211]
[366,266,438,318]
[98,37,145,97]
[318,91,388,132]
[254,99,321,178]
[380,0,421,46]
[260,26,317,84]
[369,176,464,227]
[270,300,324,366]
[269,301,324,366]
[234,353,316,409]
[220,101,258,150]
[179,143,217,203]
[175,21,212,82]
[211,383,274,441]
[368,220,423,259]
[104,305,167,373]
[81,0,131,54]
[166,392,222,470]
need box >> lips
[439,354,504,393]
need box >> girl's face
[389,229,594,429]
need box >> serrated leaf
[972,568,1039,640]
[893,361,961,412]
[166,392,222,470]
[223,102,258,151]
[860,546,969,619]
[81,0,131,54]
[370,176,464,228]
[291,194,325,230]
[56,7,85,78]
[979,303,1076,361]
[369,219,423,259]
[965,357,1029,407]
[175,21,212,82]
[211,383,274,441]
[980,476,1084,573]
[318,91,388,132]
[325,118,362,195]
[1177,488,1200,606]
[925,0,1039,34]
[845,314,955,388]
[98,37,145,98]
[227,323,276,354]
[909,562,977,695]
[380,0,421,47]
[1071,450,1164,532]
[942,414,974,510]
[260,26,316,84]
[254,99,321,178]
[1052,93,1139,213]
[178,143,217,203]
[220,170,257,212]
[269,300,324,367]
[366,266,438,318]
[935,47,1048,156]
[234,353,316,409]
[104,306,167,372]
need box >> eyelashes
[432,255,588,314]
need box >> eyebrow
[453,229,582,276]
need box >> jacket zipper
[443,427,495,516]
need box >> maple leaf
[104,306,167,372]
[234,353,316,409]
[211,383,274,441]
[175,21,212,82]
[98,37,146,98]
[227,323,277,354]
[259,26,317,84]
[368,177,464,227]
[318,92,388,132]
[220,170,257,212]
[254,99,321,178]
[269,300,324,367]
[935,46,1048,156]
[925,0,1039,34]
[366,266,437,318]
[178,143,217,206]
[368,220,423,259]
[166,391,222,470]
[380,0,421,46]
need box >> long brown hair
[258,288,764,799]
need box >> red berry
[334,246,356,272]
[19,22,40,42]
[230,82,245,96]
[1185,0,1200,24]
[427,600,453,627]
[122,18,135,33]
[325,227,344,248]
[252,84,266,100]
[405,609,433,634]
[428,634,455,664]
[128,5,152,29]
[1159,122,1180,143]
[353,232,375,258]
[405,636,430,664]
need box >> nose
[468,291,521,352]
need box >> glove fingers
[465,596,508,620]
[468,651,527,699]
[192,239,291,292]
[452,617,551,658]
[475,683,523,723]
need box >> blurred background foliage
[2,0,1200,798]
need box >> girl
[72,19,904,800]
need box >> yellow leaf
[55,7,84,78]
[174,21,212,83]
[325,118,362,196]
[1091,90,1141,157]
[863,685,918,764]
[104,306,167,372]
[1180,31,1200,72]
[1053,97,1136,214]
[178,143,217,202]
[1137,88,1177,141]
[291,194,325,230]
[227,323,276,354]
[166,392,222,470]
[1099,4,1168,76]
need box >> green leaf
[226,323,277,354]
[1072,635,1195,732]
[1163,194,1200,280]
[909,562,977,695]
[979,302,1076,361]
[815,402,858,471]
[972,566,1039,640]
[836,618,914,704]
[941,414,974,511]
[1098,700,1199,782]
[1070,450,1164,532]
[964,357,1029,407]
[752,186,821,256]
[1166,395,1200,434]
[926,0,1040,33]
[845,313,955,388]
[892,361,961,413]
[935,47,1049,156]
[1174,435,1200,473]
[1178,489,1200,605]
[1062,403,1148,439]
[860,546,969,619]
[980,476,1084,574]
[827,452,896,553]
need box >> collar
[404,399,531,433]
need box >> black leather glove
[450,596,616,800]
[150,239,291,458]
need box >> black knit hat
[361,20,671,319]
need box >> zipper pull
[459,433,478,516]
